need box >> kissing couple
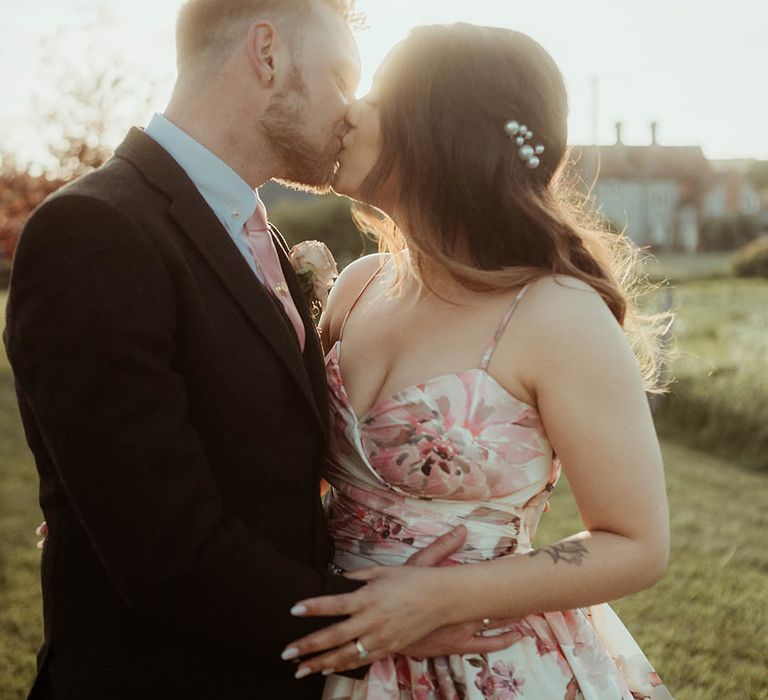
[6,0,674,698]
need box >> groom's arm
[5,194,362,658]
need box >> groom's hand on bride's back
[400,617,523,659]
[401,524,521,658]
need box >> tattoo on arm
[528,542,588,566]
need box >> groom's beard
[263,67,340,193]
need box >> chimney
[615,121,623,145]
[651,121,659,146]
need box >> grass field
[655,277,768,470]
[0,295,44,697]
[2,272,767,699]
[645,251,736,283]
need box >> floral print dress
[322,284,672,700]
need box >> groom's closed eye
[336,77,353,100]
[335,74,357,102]
[334,59,361,98]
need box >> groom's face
[263,1,360,192]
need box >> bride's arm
[285,277,670,676]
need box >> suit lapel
[114,128,325,432]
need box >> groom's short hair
[176,0,357,71]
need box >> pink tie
[243,200,306,351]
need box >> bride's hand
[285,565,455,678]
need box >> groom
[6,1,517,698]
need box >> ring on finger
[474,617,492,637]
[353,638,369,660]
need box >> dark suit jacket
[4,128,362,699]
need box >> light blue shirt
[144,112,263,279]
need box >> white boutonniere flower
[289,240,339,320]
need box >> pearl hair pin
[504,120,545,169]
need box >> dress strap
[479,285,530,371]
[338,260,385,343]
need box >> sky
[1,0,767,167]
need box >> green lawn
[645,251,736,283]
[667,278,768,396]
[0,294,44,697]
[2,278,767,699]
[654,277,768,470]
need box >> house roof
[569,144,713,182]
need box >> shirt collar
[144,113,260,236]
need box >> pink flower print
[430,437,457,463]
[464,506,522,528]
[413,672,438,700]
[472,658,526,699]
[490,660,526,699]
[417,436,435,460]
[556,608,592,643]
[515,406,544,429]
[344,482,407,511]
[572,641,616,690]
[498,617,570,673]
[616,654,665,697]
[364,657,401,698]
[565,676,585,700]
[491,535,519,558]
[476,673,495,698]
[532,630,559,659]
[351,369,555,500]
[472,660,496,699]
[475,421,544,467]
[460,395,496,435]
[433,656,467,699]
[369,425,418,450]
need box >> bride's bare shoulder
[522,274,608,324]
[338,253,389,289]
[320,253,389,348]
[518,273,632,370]
[527,273,601,299]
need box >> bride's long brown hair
[352,23,667,392]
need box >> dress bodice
[323,283,561,568]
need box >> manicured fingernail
[36,540,44,549]
[35,526,43,537]
[322,668,336,676]
[281,646,300,661]
[295,666,311,679]
[290,604,308,616]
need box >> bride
[286,23,673,700]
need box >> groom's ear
[246,21,278,88]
